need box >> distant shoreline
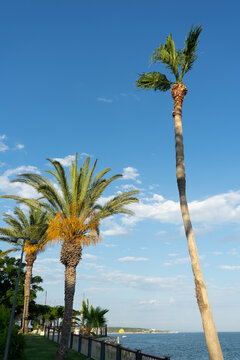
[108,331,179,334]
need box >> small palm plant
[1,154,139,359]
[0,206,50,333]
[136,26,223,360]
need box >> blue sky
[0,0,240,332]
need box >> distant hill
[108,327,170,333]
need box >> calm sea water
[111,332,240,360]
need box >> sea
[111,332,240,359]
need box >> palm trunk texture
[55,241,82,360]
[22,254,36,333]
[171,82,223,360]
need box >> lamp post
[4,237,38,360]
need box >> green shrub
[0,305,25,359]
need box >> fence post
[47,327,50,340]
[78,334,82,353]
[136,350,142,360]
[52,327,55,342]
[88,337,92,358]
[116,344,121,360]
[100,341,105,360]
[57,328,60,344]
[70,333,73,349]
[44,325,46,337]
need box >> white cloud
[80,262,105,271]
[81,271,185,291]
[83,254,99,260]
[101,223,128,236]
[120,184,139,191]
[0,135,8,152]
[122,190,240,228]
[16,144,25,150]
[53,155,75,167]
[122,167,141,184]
[53,153,92,167]
[0,166,40,198]
[101,243,118,248]
[220,265,240,271]
[139,299,160,305]
[118,256,149,262]
[97,97,113,103]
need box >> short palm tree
[80,300,108,335]
[0,206,50,333]
[2,154,139,359]
[136,26,223,360]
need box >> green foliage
[136,72,172,92]
[151,34,181,79]
[0,305,25,359]
[1,154,139,236]
[80,299,108,335]
[136,25,202,90]
[0,252,43,315]
[180,25,202,79]
[0,206,50,251]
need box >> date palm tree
[136,26,223,360]
[0,206,50,333]
[2,154,139,359]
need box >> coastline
[108,331,179,334]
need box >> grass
[23,334,88,360]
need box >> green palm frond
[0,154,139,246]
[97,190,139,219]
[136,72,173,92]
[180,25,202,79]
[0,248,17,258]
[46,158,72,206]
[137,25,202,89]
[151,34,181,80]
[0,206,50,254]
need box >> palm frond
[136,72,173,92]
[0,248,17,258]
[151,34,181,80]
[46,158,72,207]
[97,190,139,219]
[180,25,202,79]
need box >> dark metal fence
[44,326,170,360]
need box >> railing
[44,326,171,360]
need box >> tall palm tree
[0,206,50,333]
[136,26,223,360]
[2,154,139,359]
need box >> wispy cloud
[83,254,99,260]
[220,265,240,271]
[80,271,185,291]
[97,97,113,103]
[53,153,92,167]
[0,135,8,152]
[101,219,128,236]
[118,256,149,262]
[15,144,25,150]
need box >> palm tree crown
[0,206,50,255]
[3,154,139,249]
[136,25,202,91]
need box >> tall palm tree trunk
[55,241,82,360]
[171,82,223,360]
[22,254,36,333]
